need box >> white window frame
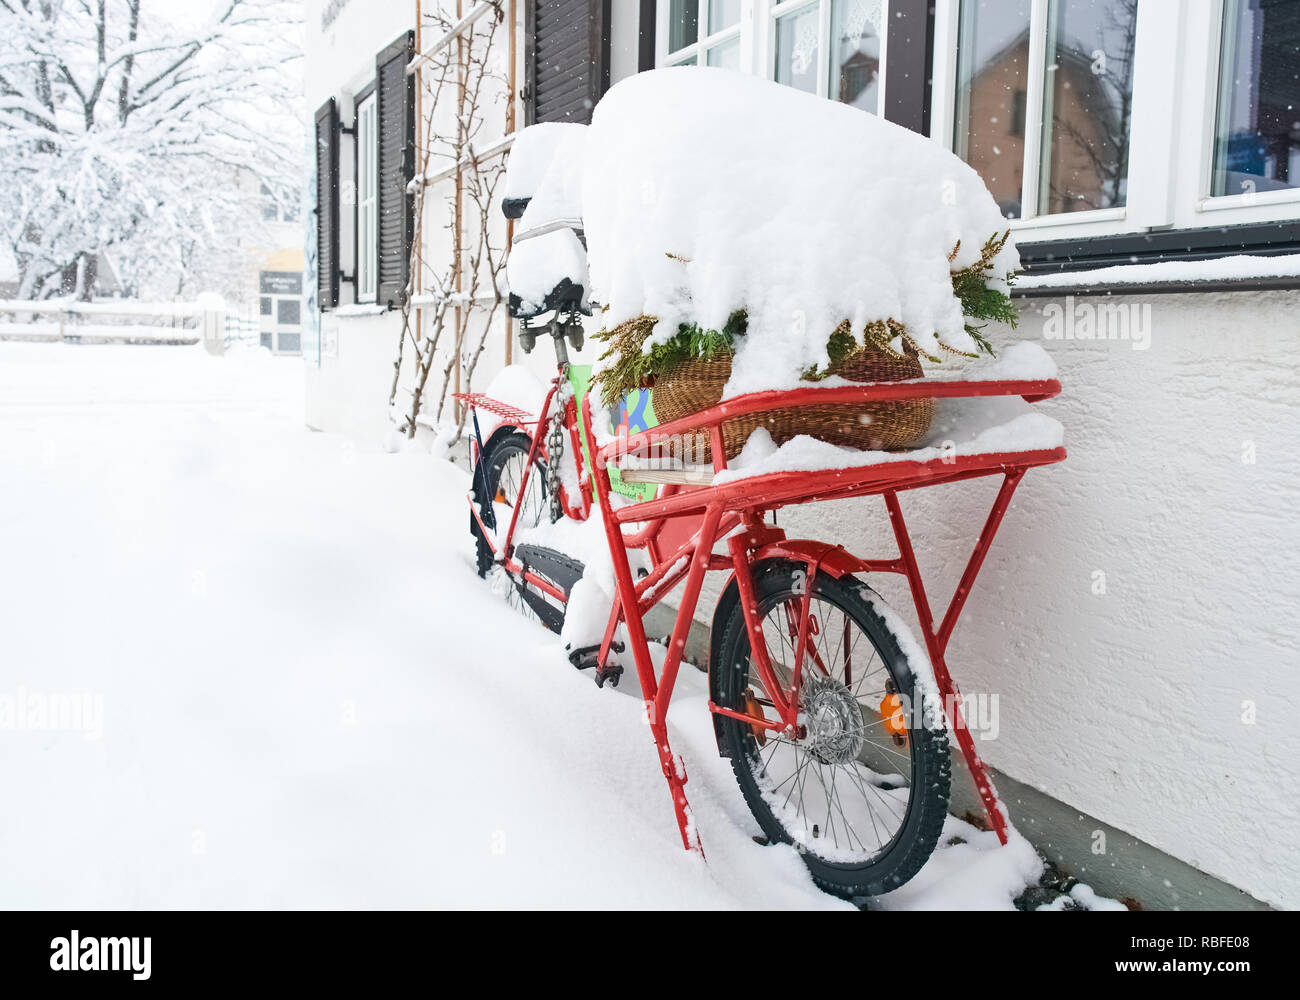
[355,91,378,304]
[658,0,747,68]
[932,0,1300,245]
[657,0,890,118]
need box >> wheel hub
[801,673,864,765]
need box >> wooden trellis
[390,0,518,439]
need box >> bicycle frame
[460,370,593,594]
[459,369,1065,858]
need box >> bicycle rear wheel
[714,560,951,897]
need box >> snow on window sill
[1014,253,1300,295]
[330,303,388,317]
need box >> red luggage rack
[579,375,1065,854]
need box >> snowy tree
[0,0,303,300]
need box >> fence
[0,298,228,350]
[222,311,261,352]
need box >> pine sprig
[591,231,1017,403]
[591,312,746,409]
[950,230,1018,357]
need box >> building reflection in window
[1038,0,1138,215]
[954,0,1031,219]
[830,0,884,111]
[955,0,1137,220]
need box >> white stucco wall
[304,0,420,443]
[303,1,1297,907]
[738,290,1299,909]
[303,0,615,448]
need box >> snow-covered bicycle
[460,291,1064,899]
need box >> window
[355,91,377,302]
[261,182,301,223]
[829,0,885,110]
[665,1,743,67]
[771,0,887,110]
[773,2,820,93]
[951,0,1137,223]
[952,1,1030,219]
[259,297,272,316]
[659,0,887,115]
[261,183,279,221]
[277,299,302,326]
[1038,1,1136,216]
[1212,0,1300,200]
[935,0,1300,255]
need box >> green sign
[567,365,659,502]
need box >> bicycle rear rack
[580,377,1066,854]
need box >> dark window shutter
[376,31,416,309]
[314,98,340,311]
[524,0,612,125]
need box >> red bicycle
[460,299,1064,898]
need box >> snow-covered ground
[0,343,1091,909]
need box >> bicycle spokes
[750,596,912,862]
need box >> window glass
[670,0,700,52]
[1213,0,1300,198]
[261,183,279,221]
[277,333,301,353]
[830,0,884,111]
[259,297,272,316]
[707,36,741,70]
[775,4,821,94]
[277,299,302,326]
[1038,0,1137,215]
[356,93,378,301]
[954,0,1032,219]
[709,0,742,33]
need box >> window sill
[330,303,388,317]
[1013,252,1300,298]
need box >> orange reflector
[743,688,767,747]
[880,693,906,736]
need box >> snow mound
[580,68,1019,397]
[503,122,587,206]
[513,124,588,229]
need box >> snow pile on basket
[580,67,1019,399]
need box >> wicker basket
[650,346,934,463]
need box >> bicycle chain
[545,380,570,523]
